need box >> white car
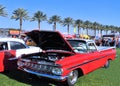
[0,37,41,72]
[0,38,41,58]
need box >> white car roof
[0,38,25,44]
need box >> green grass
[0,48,120,86]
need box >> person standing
[118,37,120,48]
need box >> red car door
[87,43,104,72]
[87,51,102,72]
[4,50,16,71]
[0,51,5,72]
[0,50,16,72]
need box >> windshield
[67,40,88,53]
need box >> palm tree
[92,22,99,36]
[31,11,47,30]
[48,15,61,31]
[0,5,7,17]
[84,20,92,35]
[62,17,73,34]
[115,26,119,34]
[0,5,7,35]
[99,24,104,36]
[11,8,29,34]
[117,27,120,35]
[109,25,115,34]
[104,25,109,35]
[74,19,83,35]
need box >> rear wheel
[64,70,78,86]
[104,60,110,68]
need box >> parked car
[0,38,41,72]
[17,30,116,86]
[102,34,116,47]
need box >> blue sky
[0,0,120,34]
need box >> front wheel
[64,70,78,86]
[104,60,110,68]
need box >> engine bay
[21,51,73,62]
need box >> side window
[0,42,8,50]
[88,43,97,52]
[10,41,26,50]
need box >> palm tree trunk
[106,30,108,35]
[38,21,40,30]
[53,22,56,31]
[86,28,88,35]
[67,25,69,34]
[20,18,22,35]
[100,30,102,36]
[94,29,96,36]
[78,28,79,35]
[82,28,85,34]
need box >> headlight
[52,67,62,75]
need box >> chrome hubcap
[69,71,78,84]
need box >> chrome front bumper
[23,68,68,81]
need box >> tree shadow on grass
[2,69,63,86]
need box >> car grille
[22,61,53,74]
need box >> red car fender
[56,54,87,77]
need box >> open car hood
[25,30,75,53]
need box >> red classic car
[17,30,116,86]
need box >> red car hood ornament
[25,30,75,53]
